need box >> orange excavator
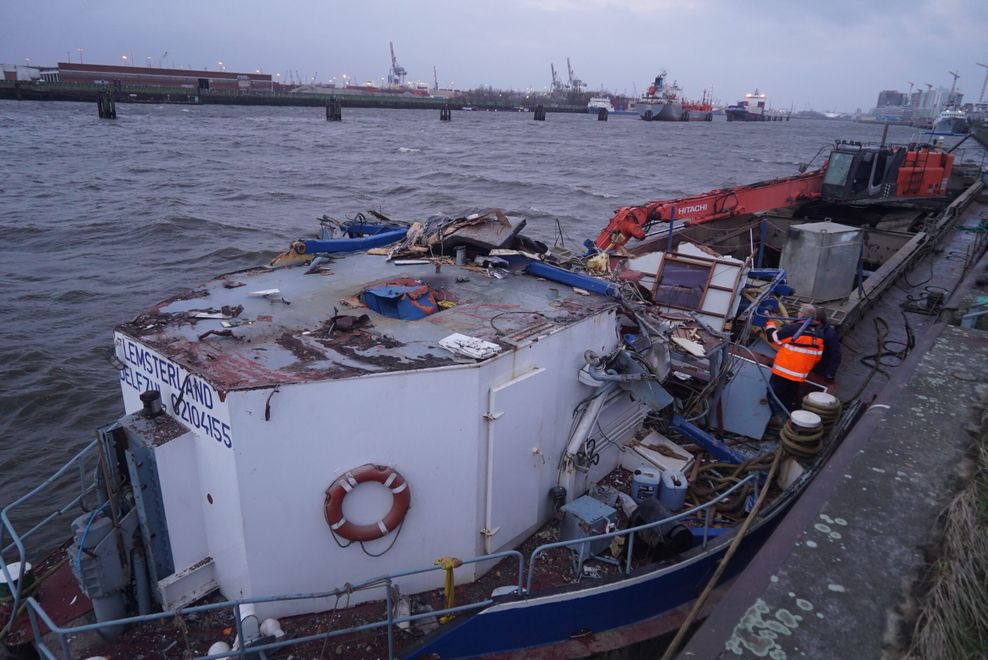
[594,141,955,251]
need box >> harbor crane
[433,66,439,91]
[567,57,584,93]
[978,63,988,103]
[947,70,960,103]
[388,41,407,87]
[550,63,564,93]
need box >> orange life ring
[324,464,411,542]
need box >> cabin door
[483,367,547,554]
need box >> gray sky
[3,0,986,111]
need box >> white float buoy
[260,617,285,638]
[207,641,232,655]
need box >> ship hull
[408,496,785,658]
[726,108,789,122]
[640,102,712,122]
[971,120,988,149]
[680,109,714,122]
[587,107,639,116]
[931,116,969,136]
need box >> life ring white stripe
[331,517,347,531]
[340,479,354,493]
[391,482,408,494]
[377,520,389,535]
[383,472,397,488]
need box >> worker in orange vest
[766,304,826,414]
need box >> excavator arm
[595,168,826,251]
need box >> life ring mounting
[324,464,411,542]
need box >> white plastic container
[659,471,688,511]
[630,469,661,503]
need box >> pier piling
[440,103,451,121]
[97,92,116,119]
[597,107,608,121]
[534,105,546,121]
[326,97,342,121]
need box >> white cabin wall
[484,310,622,554]
[113,309,623,619]
[194,424,249,599]
[115,334,251,602]
[153,431,208,571]
[227,366,485,618]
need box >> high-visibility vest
[766,321,824,382]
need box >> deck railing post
[385,578,395,660]
[233,603,245,658]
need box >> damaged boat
[1,139,984,659]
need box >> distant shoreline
[0,81,586,113]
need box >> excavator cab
[821,142,903,202]
[821,141,952,203]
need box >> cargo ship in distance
[726,90,790,122]
[639,71,713,122]
[587,96,638,116]
[930,106,969,136]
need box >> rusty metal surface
[117,254,615,392]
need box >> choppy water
[0,100,980,550]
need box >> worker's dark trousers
[768,373,801,414]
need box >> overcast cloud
[3,0,986,111]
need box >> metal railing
[11,452,764,659]
[1,440,100,638]
[27,550,523,660]
[526,473,759,592]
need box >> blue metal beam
[670,415,744,464]
[524,261,620,297]
[302,226,408,254]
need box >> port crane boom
[550,63,563,93]
[567,57,583,92]
[947,70,960,102]
[388,41,407,87]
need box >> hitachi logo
[679,203,708,214]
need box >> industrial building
[55,62,272,92]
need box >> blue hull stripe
[407,516,777,658]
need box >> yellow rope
[435,556,463,623]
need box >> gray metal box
[778,221,862,301]
[560,495,618,562]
